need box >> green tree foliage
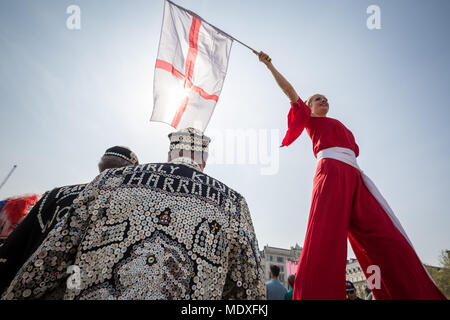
[426,250,450,299]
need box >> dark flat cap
[103,146,139,165]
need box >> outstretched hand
[254,51,272,66]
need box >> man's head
[98,146,139,172]
[269,265,280,280]
[346,281,358,300]
[305,94,329,117]
[167,127,211,171]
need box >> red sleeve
[280,97,311,147]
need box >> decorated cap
[346,281,355,292]
[103,146,139,165]
[168,127,211,153]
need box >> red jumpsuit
[282,98,446,300]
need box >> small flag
[286,260,298,276]
[151,0,233,131]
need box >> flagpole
[208,29,272,62]
[0,165,17,192]
[166,0,271,61]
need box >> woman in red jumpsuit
[256,51,446,300]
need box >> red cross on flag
[151,0,233,131]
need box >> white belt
[317,147,414,249]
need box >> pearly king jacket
[2,162,266,300]
[0,184,86,294]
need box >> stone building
[260,245,375,298]
[260,244,302,288]
[346,258,371,299]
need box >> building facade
[260,244,302,288]
[260,245,373,299]
[346,258,371,299]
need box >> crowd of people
[0,128,377,300]
[264,265,371,301]
[0,129,268,299]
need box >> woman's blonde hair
[304,96,313,108]
[304,94,324,108]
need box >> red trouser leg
[348,171,447,300]
[293,159,358,300]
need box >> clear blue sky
[0,0,449,266]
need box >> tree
[426,250,450,299]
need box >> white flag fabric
[151,0,233,131]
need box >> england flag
[151,0,233,131]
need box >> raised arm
[256,51,300,103]
[255,51,311,147]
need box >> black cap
[103,146,139,165]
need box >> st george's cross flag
[151,0,233,131]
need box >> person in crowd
[0,194,40,242]
[0,146,139,294]
[346,281,363,301]
[266,264,287,300]
[2,128,265,300]
[285,274,295,300]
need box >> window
[277,256,284,263]
[270,256,273,261]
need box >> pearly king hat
[168,127,211,154]
[102,146,139,165]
